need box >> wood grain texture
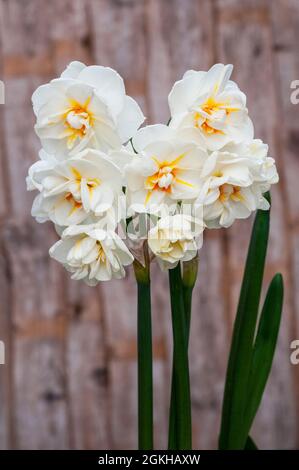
[0,0,298,449]
[216,0,297,449]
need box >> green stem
[168,256,198,449]
[133,243,153,450]
[182,256,199,339]
[168,263,193,450]
[168,367,178,449]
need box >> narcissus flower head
[168,63,253,150]
[198,139,278,228]
[148,213,204,270]
[49,224,134,284]
[125,124,206,215]
[32,61,145,157]
[28,148,125,227]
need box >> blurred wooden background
[0,0,298,449]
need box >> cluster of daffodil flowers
[27,61,279,450]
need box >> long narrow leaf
[219,193,270,449]
[245,435,258,450]
[244,273,283,431]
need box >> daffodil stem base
[134,252,153,450]
[168,257,198,449]
[168,263,193,450]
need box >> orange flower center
[64,97,94,148]
[194,95,239,135]
[144,154,193,205]
[219,184,243,203]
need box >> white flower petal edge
[32,61,145,157]
[28,148,125,228]
[125,124,207,215]
[49,225,134,284]
[197,139,279,228]
[148,213,204,271]
[168,63,253,150]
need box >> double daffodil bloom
[125,125,206,214]
[50,224,134,284]
[148,213,204,270]
[32,61,144,157]
[28,148,124,227]
[198,140,279,228]
[168,63,253,150]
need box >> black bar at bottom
[0,450,297,466]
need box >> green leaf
[219,193,270,450]
[244,273,283,431]
[245,435,258,450]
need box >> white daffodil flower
[125,124,207,215]
[32,61,145,157]
[148,213,204,270]
[49,224,134,284]
[198,139,279,228]
[28,148,125,227]
[168,63,253,150]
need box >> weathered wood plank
[100,271,138,449]
[0,245,12,450]
[65,282,112,449]
[0,37,9,219]
[2,220,70,449]
[0,0,71,449]
[216,0,297,449]
[90,0,148,113]
[270,0,299,447]
[0,1,12,449]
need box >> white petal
[32,83,60,115]
[108,148,135,174]
[116,95,145,143]
[53,196,87,225]
[65,82,94,107]
[92,119,122,151]
[206,63,233,94]
[168,72,205,115]
[68,236,96,263]
[49,239,74,264]
[78,65,125,117]
[132,124,175,152]
[60,61,86,79]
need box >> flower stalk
[133,242,153,450]
[182,255,199,335]
[168,256,198,449]
[168,262,194,449]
